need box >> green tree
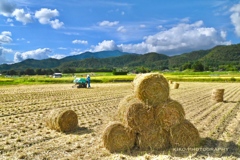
[35,68,43,75]
[25,68,35,75]
[192,61,204,72]
[8,69,17,75]
[182,62,192,70]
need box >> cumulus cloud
[91,21,230,55]
[14,48,52,62]
[0,46,13,64]
[99,20,119,27]
[35,8,64,29]
[0,0,32,25]
[230,4,240,36]
[141,21,229,54]
[72,40,88,45]
[0,31,12,44]
[12,8,32,24]
[50,54,66,59]
[0,0,16,17]
[91,40,120,52]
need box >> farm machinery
[73,78,87,88]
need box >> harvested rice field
[0,82,240,159]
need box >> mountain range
[0,44,240,72]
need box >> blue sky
[0,0,240,64]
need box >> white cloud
[49,19,64,29]
[50,54,66,59]
[139,24,146,28]
[91,40,119,52]
[35,8,64,29]
[0,1,32,25]
[220,30,227,39]
[14,48,52,62]
[90,21,230,55]
[2,31,12,36]
[6,18,13,23]
[121,21,230,54]
[70,49,82,55]
[99,20,119,27]
[118,21,230,54]
[17,38,25,41]
[0,0,16,17]
[0,46,13,64]
[157,25,163,29]
[230,4,240,36]
[12,8,32,24]
[117,26,126,33]
[0,31,12,44]
[72,40,88,45]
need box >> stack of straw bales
[45,109,78,132]
[103,73,200,152]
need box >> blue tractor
[73,78,87,88]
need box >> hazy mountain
[60,50,130,62]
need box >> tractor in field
[73,78,87,88]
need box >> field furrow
[0,82,240,159]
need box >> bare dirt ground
[0,82,240,160]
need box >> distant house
[53,73,62,78]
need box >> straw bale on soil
[102,122,136,153]
[133,73,170,106]
[155,99,185,131]
[170,119,200,148]
[211,89,224,102]
[117,94,136,122]
[173,82,180,89]
[137,127,170,150]
[45,109,78,132]
[125,98,155,132]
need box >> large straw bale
[137,127,170,150]
[46,109,78,132]
[155,99,185,131]
[170,119,200,148]
[125,98,155,132]
[117,94,136,122]
[133,73,169,106]
[102,122,136,153]
[211,89,224,102]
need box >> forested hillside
[1,44,240,75]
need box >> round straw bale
[102,122,136,153]
[45,109,78,132]
[169,80,173,84]
[125,98,155,132]
[211,89,224,102]
[170,119,200,148]
[173,82,180,89]
[137,127,170,150]
[117,94,136,123]
[133,73,169,107]
[155,99,185,131]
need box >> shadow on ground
[119,137,240,159]
[66,127,93,135]
[223,100,240,103]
